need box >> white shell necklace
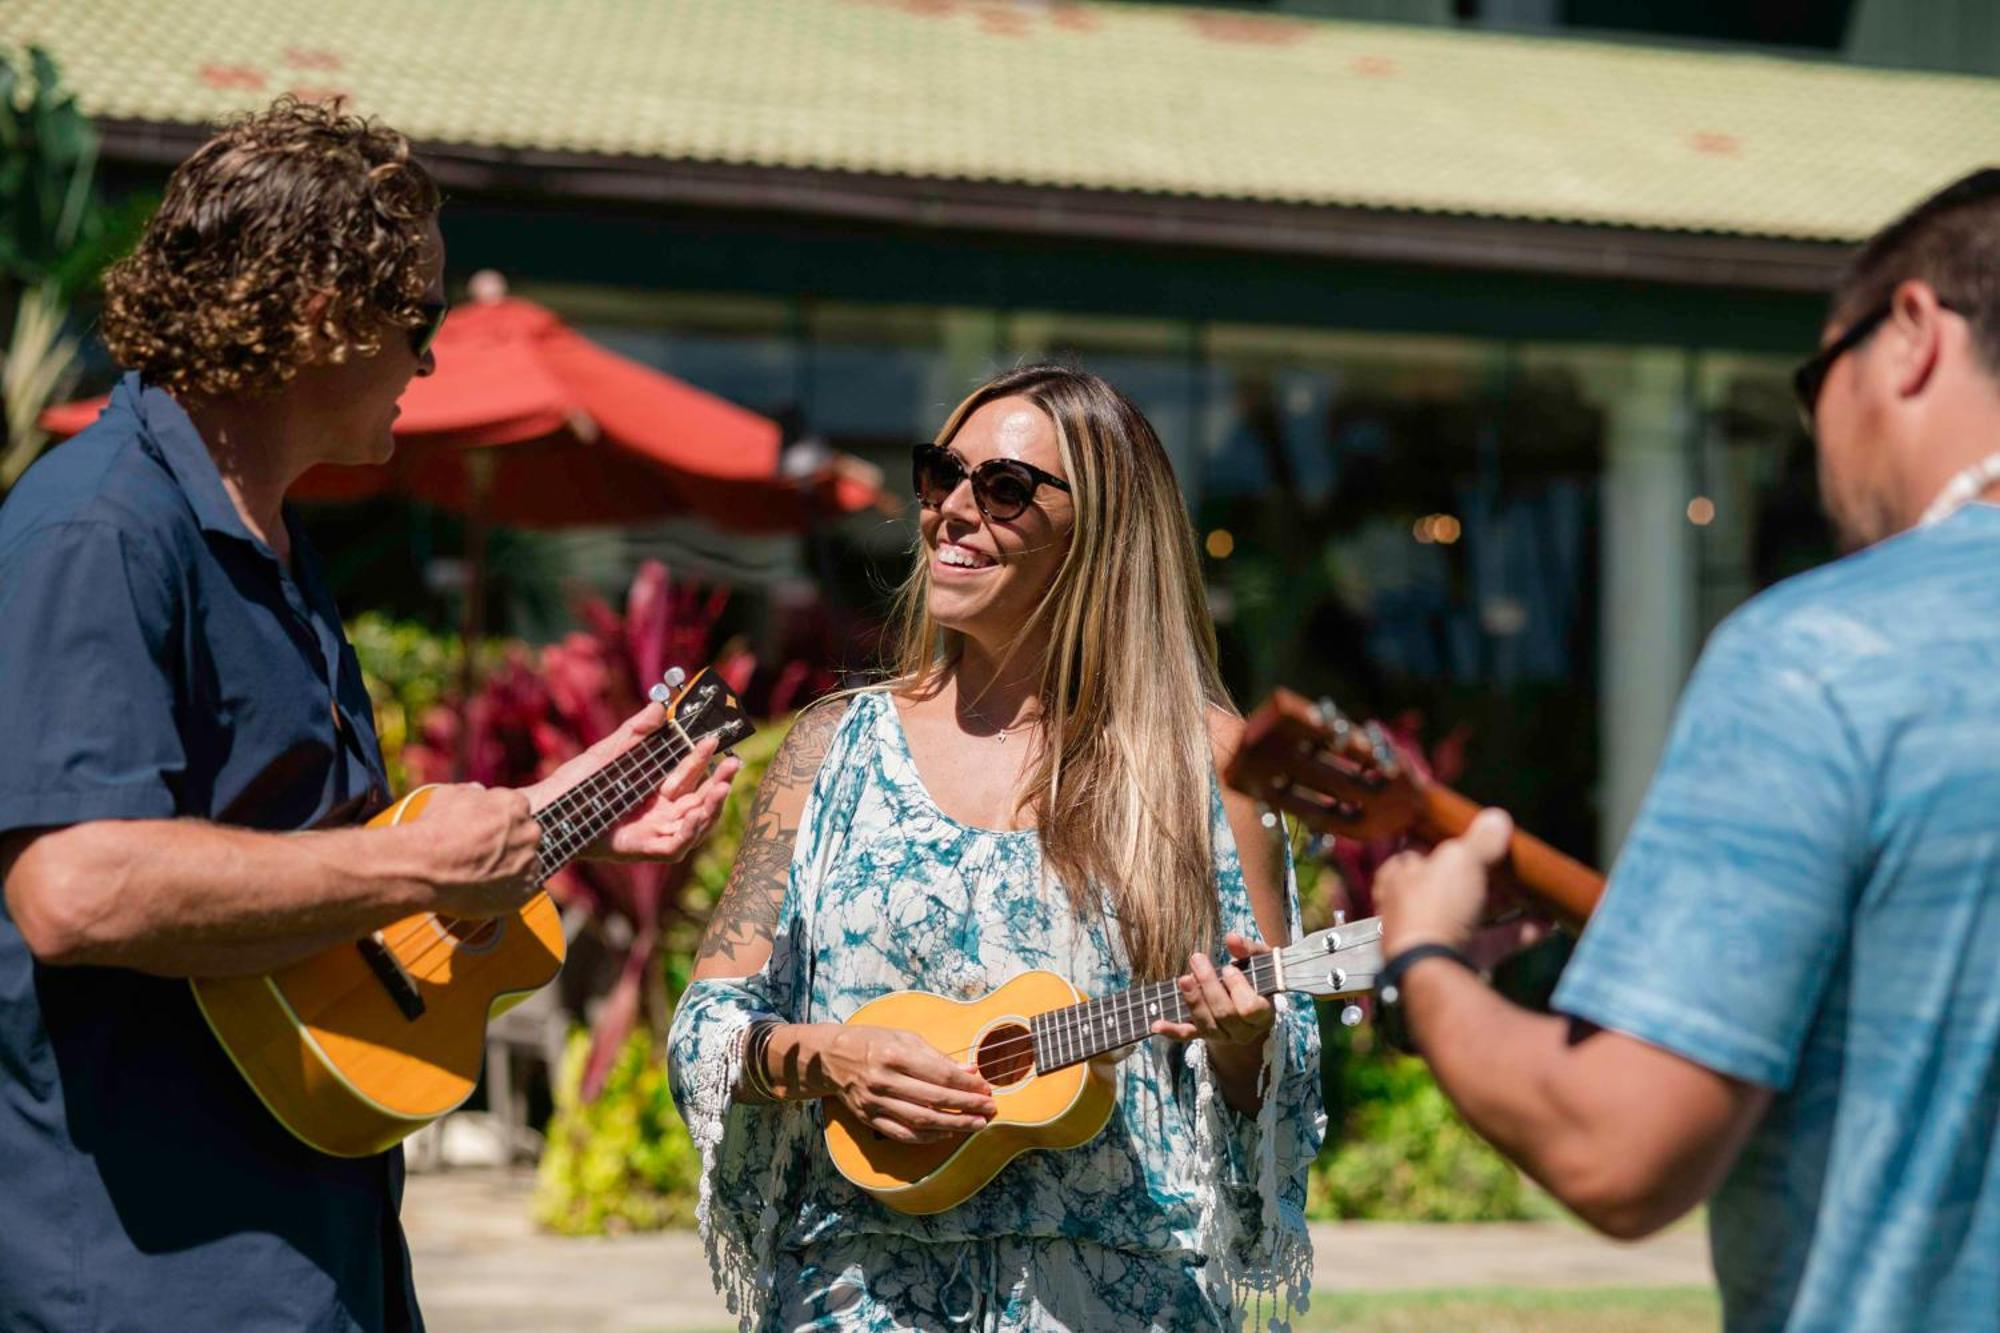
[1917,449,2000,528]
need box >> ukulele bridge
[356,933,427,1022]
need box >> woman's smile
[934,540,998,574]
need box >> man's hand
[1375,807,1514,958]
[526,702,742,863]
[411,784,545,918]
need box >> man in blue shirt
[1372,169,2000,1332]
[0,99,737,1331]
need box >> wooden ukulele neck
[1415,784,1601,929]
[528,721,696,883]
[1031,954,1283,1074]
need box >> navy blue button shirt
[0,375,418,1331]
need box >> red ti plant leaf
[411,559,822,1101]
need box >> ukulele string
[388,727,697,982]
[374,723,691,966]
[363,725,700,990]
[927,955,1281,1068]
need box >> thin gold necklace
[958,695,1039,744]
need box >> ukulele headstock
[1275,916,1383,998]
[1223,689,1425,841]
[650,667,755,753]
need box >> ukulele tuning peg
[1363,720,1399,777]
[647,682,672,706]
[1339,1004,1365,1028]
[1316,698,1353,748]
[663,667,687,690]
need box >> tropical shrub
[346,612,495,792]
[1,47,150,488]
[1309,1019,1547,1222]
[534,1027,702,1235]
[534,712,791,1232]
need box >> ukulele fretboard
[1030,952,1282,1073]
[529,723,695,879]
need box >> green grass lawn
[1293,1286,1718,1332]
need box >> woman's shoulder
[772,690,878,777]
[1203,704,1245,763]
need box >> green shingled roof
[7,0,1998,242]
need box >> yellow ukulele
[824,919,1383,1214]
[193,668,753,1157]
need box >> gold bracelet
[740,1020,781,1101]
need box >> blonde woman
[669,364,1322,1331]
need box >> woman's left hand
[528,704,743,863]
[1150,931,1275,1047]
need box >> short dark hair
[1835,168,2000,378]
[100,96,439,399]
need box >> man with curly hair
[0,99,738,1331]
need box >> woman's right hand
[817,1024,998,1144]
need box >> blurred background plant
[1296,716,1555,1222]
[0,46,148,489]
[535,712,788,1234]
[534,1027,702,1235]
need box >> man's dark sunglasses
[912,443,1071,522]
[1792,299,1959,432]
[409,300,449,359]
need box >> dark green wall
[440,200,1827,357]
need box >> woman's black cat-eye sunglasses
[912,444,1071,522]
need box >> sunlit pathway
[404,1170,1712,1332]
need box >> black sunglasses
[912,444,1071,522]
[1792,303,1889,433]
[1792,299,1962,433]
[409,300,449,359]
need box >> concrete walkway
[404,1170,1711,1333]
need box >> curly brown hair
[100,96,440,399]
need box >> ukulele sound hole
[432,916,504,954]
[975,1022,1035,1087]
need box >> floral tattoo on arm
[694,700,842,970]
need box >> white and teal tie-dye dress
[668,691,1324,1332]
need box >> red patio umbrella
[42,285,882,531]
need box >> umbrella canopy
[38,291,888,532]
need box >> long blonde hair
[886,364,1232,981]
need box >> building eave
[97,117,1852,296]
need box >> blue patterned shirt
[1555,503,2000,1333]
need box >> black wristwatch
[1375,943,1475,1056]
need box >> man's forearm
[5,818,444,977]
[1398,956,1597,1194]
[1398,956,1757,1238]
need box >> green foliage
[535,711,795,1235]
[1309,1018,1547,1222]
[1,46,151,486]
[345,613,499,791]
[534,1027,701,1235]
